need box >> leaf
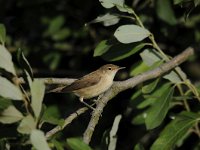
[140,49,162,66]
[114,25,150,44]
[45,15,65,36]
[130,61,149,76]
[31,79,45,118]
[66,137,92,150]
[42,105,61,125]
[108,114,122,150]
[93,40,112,57]
[130,89,143,107]
[99,0,124,9]
[0,24,6,45]
[151,111,200,150]
[156,0,177,25]
[90,13,120,26]
[0,96,12,111]
[17,115,36,134]
[194,0,200,7]
[0,105,23,124]
[0,77,23,100]
[52,28,71,41]
[134,143,145,150]
[130,60,163,77]
[164,70,182,83]
[142,78,160,94]
[43,52,61,70]
[138,82,171,109]
[0,45,16,75]
[102,42,146,61]
[52,139,64,150]
[131,113,146,125]
[145,87,174,129]
[30,129,51,150]
[163,67,187,83]
[173,0,184,5]
[17,49,33,80]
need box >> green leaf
[52,28,71,41]
[31,79,45,118]
[0,105,23,124]
[173,0,184,5]
[52,139,64,150]
[151,111,200,150]
[43,52,61,70]
[99,0,124,9]
[138,82,171,109]
[45,15,65,36]
[17,49,33,80]
[130,89,143,105]
[156,0,177,25]
[130,61,149,76]
[42,105,61,125]
[114,25,150,44]
[0,96,12,111]
[131,113,145,125]
[0,77,23,100]
[163,67,187,83]
[194,0,200,6]
[108,114,122,150]
[102,43,146,61]
[140,49,162,66]
[0,45,16,75]
[93,40,112,57]
[145,87,174,129]
[134,143,145,150]
[17,115,36,134]
[66,137,92,150]
[142,78,160,94]
[164,70,182,83]
[90,13,120,26]
[30,129,51,150]
[0,24,6,45]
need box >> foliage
[0,0,200,150]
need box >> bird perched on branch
[49,64,125,110]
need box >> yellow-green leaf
[31,79,45,118]
[0,105,23,124]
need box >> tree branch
[18,77,76,85]
[83,47,194,144]
[27,47,193,143]
[45,106,88,139]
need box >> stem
[195,122,200,138]
[130,7,188,82]
[176,84,190,111]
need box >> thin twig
[45,106,88,139]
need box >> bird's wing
[59,72,101,92]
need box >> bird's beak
[118,66,126,70]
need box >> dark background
[0,0,200,149]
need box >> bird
[50,64,125,110]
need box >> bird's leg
[93,93,104,103]
[79,97,95,111]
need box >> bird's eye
[108,67,112,70]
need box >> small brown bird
[51,64,125,109]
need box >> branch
[18,77,76,85]
[45,106,88,139]
[21,47,193,142]
[83,47,194,144]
